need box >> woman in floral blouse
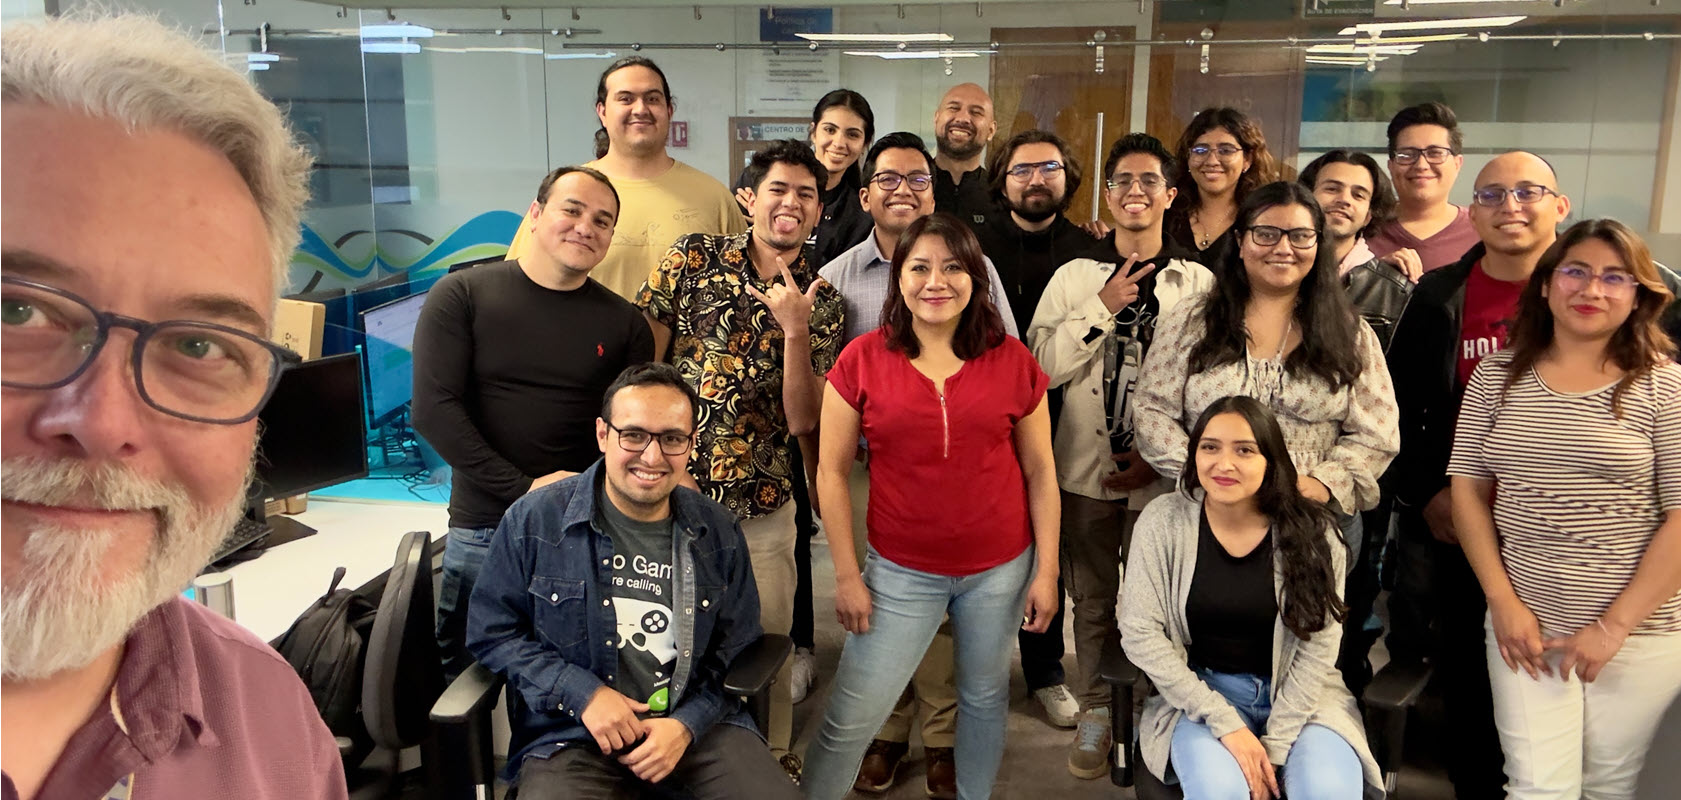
[1134,181,1399,549]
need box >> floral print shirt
[637,230,845,519]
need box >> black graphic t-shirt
[595,484,677,715]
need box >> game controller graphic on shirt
[613,597,678,710]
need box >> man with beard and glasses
[1,13,344,800]
[932,83,1001,228]
[636,140,845,780]
[972,129,1097,731]
[1027,133,1213,778]
[467,363,800,799]
[509,57,744,300]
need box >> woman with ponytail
[1121,396,1384,799]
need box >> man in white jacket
[1025,132,1215,779]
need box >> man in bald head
[932,83,1000,227]
[1382,150,1570,797]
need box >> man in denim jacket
[467,363,799,798]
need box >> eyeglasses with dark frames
[1391,146,1457,166]
[869,171,933,192]
[605,422,695,456]
[0,276,299,424]
[1246,225,1320,249]
[1004,160,1065,181]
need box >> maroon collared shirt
[2,597,347,800]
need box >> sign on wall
[744,50,840,116]
[759,8,833,41]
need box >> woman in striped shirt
[1448,218,1681,800]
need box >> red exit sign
[668,121,689,149]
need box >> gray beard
[1,457,249,680]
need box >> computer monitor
[361,290,428,429]
[256,351,370,499]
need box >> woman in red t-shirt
[800,212,1060,800]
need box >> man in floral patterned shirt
[636,139,844,775]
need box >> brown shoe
[853,739,908,794]
[924,746,956,800]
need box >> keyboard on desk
[212,517,272,565]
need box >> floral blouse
[637,230,845,519]
[1132,295,1400,513]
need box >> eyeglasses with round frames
[1188,143,1244,160]
[1391,146,1457,166]
[0,276,298,424]
[1553,264,1637,297]
[1105,174,1166,194]
[869,171,933,192]
[1004,160,1065,181]
[1471,185,1559,208]
[1246,225,1319,249]
[606,422,694,456]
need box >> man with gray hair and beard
[1,13,346,800]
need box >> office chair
[430,633,793,800]
[351,530,447,799]
[1098,631,1431,799]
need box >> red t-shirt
[826,329,1050,576]
[1457,260,1527,388]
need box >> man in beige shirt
[510,57,744,299]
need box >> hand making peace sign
[744,255,826,335]
[1098,252,1158,315]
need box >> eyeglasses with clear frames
[1553,264,1637,297]
[1188,143,1243,160]
[1004,161,1065,181]
[606,422,695,456]
[869,171,933,192]
[1391,146,1457,166]
[0,276,299,424]
[1246,225,1319,249]
[1471,185,1558,208]
[1106,174,1166,194]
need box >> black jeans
[1018,579,1066,691]
[1387,507,1507,798]
[1337,499,1391,700]
[514,724,801,800]
[789,438,815,651]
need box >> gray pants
[515,723,800,800]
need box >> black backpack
[271,566,380,768]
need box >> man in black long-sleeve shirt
[412,165,654,678]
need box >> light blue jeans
[801,546,1034,800]
[436,525,495,684]
[1168,667,1363,800]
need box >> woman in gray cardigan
[1120,396,1383,799]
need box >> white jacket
[1026,253,1215,505]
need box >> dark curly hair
[1180,395,1347,640]
[1187,181,1364,391]
[1298,149,1397,242]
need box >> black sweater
[972,212,1098,334]
[410,261,654,529]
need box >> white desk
[223,497,450,642]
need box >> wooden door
[990,26,1135,225]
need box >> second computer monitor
[256,351,370,499]
[361,289,428,428]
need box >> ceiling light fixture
[360,23,434,39]
[1340,15,1525,34]
[799,32,954,43]
[842,49,986,59]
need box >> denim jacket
[466,460,762,772]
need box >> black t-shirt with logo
[595,484,677,715]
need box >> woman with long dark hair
[735,88,875,267]
[1135,181,1398,548]
[1121,396,1383,799]
[1448,219,1681,798]
[801,213,1060,800]
[1162,107,1280,264]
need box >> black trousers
[1387,507,1507,798]
[515,724,801,800]
[789,438,815,651]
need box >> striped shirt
[1447,349,1681,636]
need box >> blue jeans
[1168,668,1363,800]
[436,525,495,683]
[801,546,1034,800]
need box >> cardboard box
[272,298,325,360]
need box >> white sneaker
[790,647,817,704]
[1032,684,1080,728]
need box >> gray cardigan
[1119,490,1382,797]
